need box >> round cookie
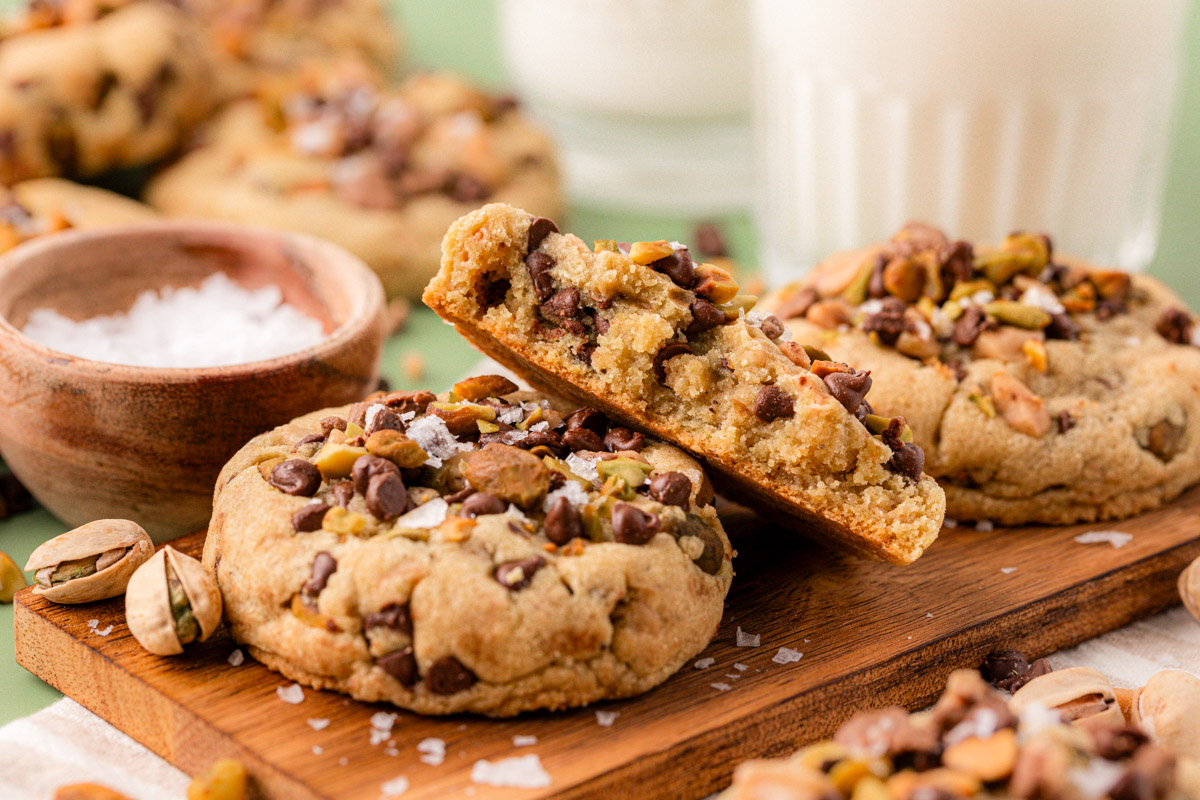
[763,224,1200,526]
[146,69,563,299]
[1,178,156,252]
[204,379,733,717]
[0,0,219,184]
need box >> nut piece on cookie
[202,383,734,716]
[424,204,946,565]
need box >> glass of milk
[753,0,1189,283]
[498,0,752,215]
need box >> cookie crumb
[772,647,803,665]
[470,754,552,788]
[276,683,305,704]
[227,648,245,667]
[1073,531,1132,548]
[380,775,410,797]
[736,626,761,647]
[596,710,619,727]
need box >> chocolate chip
[366,473,408,520]
[775,287,818,321]
[611,501,660,544]
[867,253,887,298]
[377,647,418,687]
[302,552,337,597]
[686,298,725,337]
[269,459,322,496]
[861,298,912,346]
[594,314,610,335]
[446,173,490,203]
[649,472,691,509]
[444,486,477,503]
[365,407,404,436]
[379,390,437,415]
[1092,727,1150,761]
[480,429,563,453]
[939,241,974,292]
[541,287,582,326]
[296,433,325,446]
[1156,307,1193,345]
[479,277,511,309]
[653,342,692,384]
[427,656,476,694]
[525,251,556,302]
[1056,411,1076,434]
[563,428,605,452]
[1009,657,1052,691]
[753,385,795,422]
[352,453,401,495]
[329,481,354,508]
[604,427,645,452]
[952,306,994,347]
[527,216,559,252]
[693,222,728,258]
[758,315,785,340]
[649,247,696,289]
[980,649,1030,690]
[1095,297,1128,321]
[566,407,609,435]
[544,496,583,545]
[347,402,370,428]
[887,443,925,481]
[459,492,505,518]
[1045,311,1080,341]
[292,503,330,532]
[822,370,872,416]
[364,603,413,635]
[494,556,545,590]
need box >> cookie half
[147,70,563,300]
[762,224,1200,525]
[424,204,945,565]
[204,381,733,717]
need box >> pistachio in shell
[24,519,153,604]
[125,546,222,656]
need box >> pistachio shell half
[24,519,153,604]
[1132,669,1200,759]
[1009,666,1123,731]
[125,546,222,656]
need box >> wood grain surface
[15,490,1200,800]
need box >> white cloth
[1,608,1198,799]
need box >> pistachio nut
[1,550,26,603]
[1009,666,1124,731]
[1179,555,1200,624]
[595,457,653,495]
[991,371,1051,438]
[24,520,153,604]
[1131,669,1200,759]
[125,546,222,656]
[983,300,1051,330]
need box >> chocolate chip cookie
[423,204,946,565]
[204,380,733,717]
[0,0,219,183]
[762,224,1200,525]
[146,70,562,300]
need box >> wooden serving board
[15,490,1200,800]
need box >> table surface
[2,0,1200,727]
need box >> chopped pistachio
[321,506,368,536]
[312,443,367,479]
[596,457,653,494]
[593,239,618,253]
[716,294,759,321]
[941,299,964,321]
[948,279,996,303]
[969,391,997,418]
[841,258,875,305]
[477,420,500,434]
[983,300,1051,329]
[344,422,365,438]
[628,240,674,265]
[802,344,832,362]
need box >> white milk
[499,0,752,213]
[753,0,1189,283]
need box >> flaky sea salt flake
[772,647,803,665]
[312,745,323,755]
[1001,567,1018,575]
[393,498,448,530]
[380,775,410,797]
[276,684,305,704]
[470,754,552,788]
[543,481,590,512]
[1074,531,1133,549]
[596,710,619,727]
[565,453,599,483]
[694,657,715,669]
[406,415,471,468]
[227,648,245,666]
[417,737,446,766]
[736,627,761,647]
[711,682,733,692]
[512,735,538,747]
[307,718,330,731]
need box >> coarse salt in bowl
[0,222,388,540]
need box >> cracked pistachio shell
[125,547,222,657]
[1009,667,1123,731]
[1179,556,1200,623]
[24,519,153,604]
[1132,670,1200,759]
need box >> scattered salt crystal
[497,405,524,425]
[22,273,326,368]
[307,718,330,731]
[417,737,446,766]
[364,404,388,431]
[733,663,748,672]
[1068,761,1124,799]
[312,745,323,755]
[276,684,305,704]
[339,758,349,766]
[380,775,410,797]
[724,674,741,680]
[975,520,995,532]
[596,710,619,727]
[385,747,399,757]
[406,416,471,468]
[399,411,417,423]
[371,712,398,731]
[87,619,99,629]
[943,518,959,529]
[1074,531,1133,549]
[1020,286,1065,315]
[92,624,113,636]
[1001,567,1018,575]
[370,729,391,746]
[772,647,803,665]
[711,682,733,692]
[531,421,550,431]
[694,657,715,669]
[470,754,552,788]
[925,613,934,618]
[565,453,599,483]
[543,481,590,512]
[505,505,534,526]
[736,627,761,647]
[392,498,448,530]
[512,735,538,747]
[227,649,245,667]
[945,707,1000,745]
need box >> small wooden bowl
[0,222,387,541]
